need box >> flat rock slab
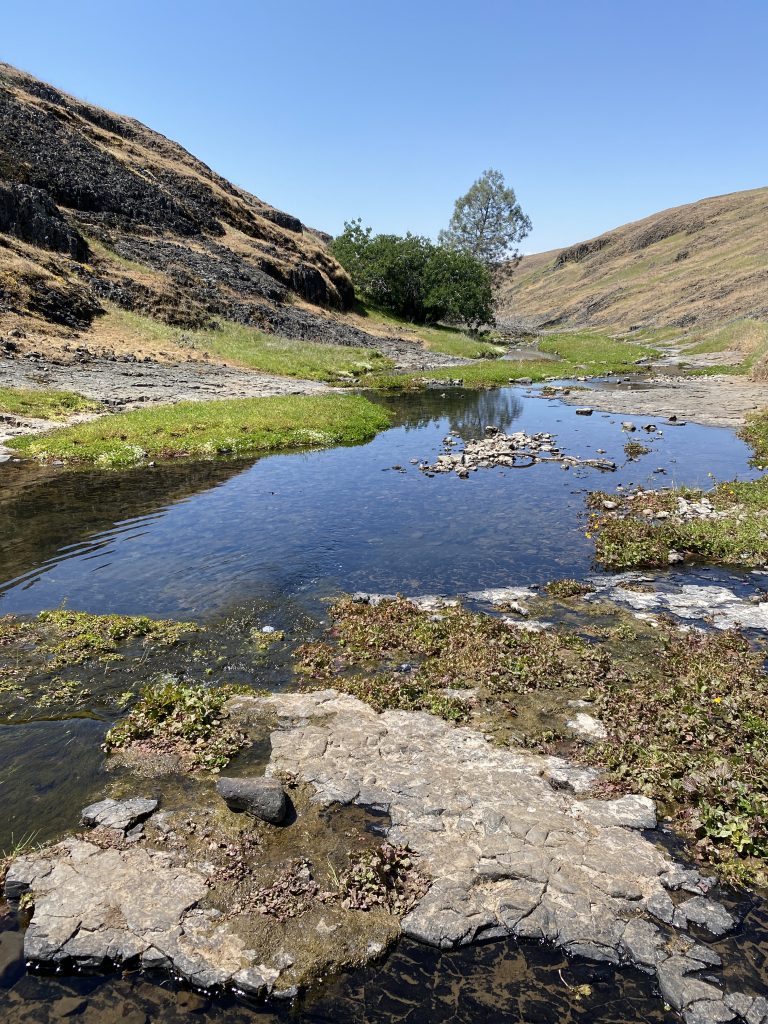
[590,580,768,631]
[81,797,158,833]
[229,690,763,1023]
[7,692,765,1020]
[561,376,768,429]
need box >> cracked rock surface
[6,690,766,1021]
[233,690,765,1023]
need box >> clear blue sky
[3,0,766,252]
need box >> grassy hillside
[497,187,768,331]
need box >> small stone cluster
[419,426,616,478]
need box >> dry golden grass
[498,187,768,331]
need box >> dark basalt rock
[216,776,287,824]
[0,182,89,260]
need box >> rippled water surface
[0,384,764,1023]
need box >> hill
[497,187,768,332]
[0,62,407,364]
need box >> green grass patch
[357,302,505,359]
[8,393,391,467]
[683,319,768,377]
[741,409,768,463]
[365,331,658,390]
[686,318,768,356]
[0,386,102,420]
[107,308,394,382]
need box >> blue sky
[3,0,766,252]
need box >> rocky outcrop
[0,60,359,344]
[0,182,88,260]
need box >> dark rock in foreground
[216,776,286,824]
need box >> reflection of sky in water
[0,387,760,620]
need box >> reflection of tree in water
[382,389,524,438]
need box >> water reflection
[377,387,524,437]
[0,387,759,619]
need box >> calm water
[0,384,764,1023]
[0,386,758,619]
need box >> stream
[1,383,766,1022]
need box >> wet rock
[575,408,593,416]
[81,797,158,832]
[566,712,608,742]
[591,579,768,631]
[677,895,734,937]
[216,776,286,824]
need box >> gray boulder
[216,776,286,824]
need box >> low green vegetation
[8,393,391,467]
[358,302,505,359]
[295,593,768,885]
[104,678,250,771]
[104,307,393,382]
[587,484,768,569]
[623,441,651,460]
[295,595,613,722]
[0,610,198,712]
[587,621,768,886]
[587,409,768,570]
[365,331,658,390]
[544,579,595,599]
[0,386,102,420]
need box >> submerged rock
[216,776,286,824]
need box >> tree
[330,222,494,328]
[439,169,531,267]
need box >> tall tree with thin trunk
[439,169,531,267]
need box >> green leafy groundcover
[296,595,768,886]
[104,679,251,771]
[8,393,391,467]
[587,409,768,570]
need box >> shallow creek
[1,384,766,1022]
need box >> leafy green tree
[422,247,494,329]
[331,222,494,328]
[439,169,531,266]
